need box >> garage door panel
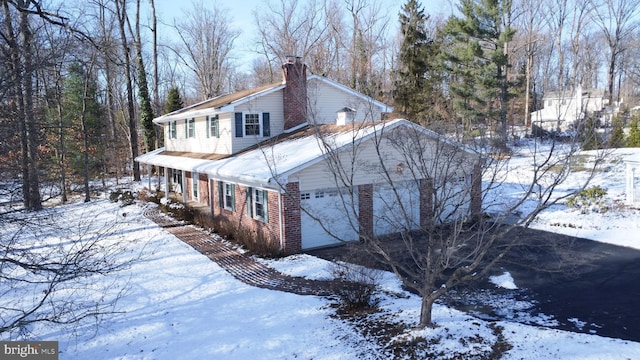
[301,189,359,249]
[373,181,420,236]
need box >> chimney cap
[285,55,302,64]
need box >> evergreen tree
[138,57,155,152]
[62,62,104,201]
[628,115,640,147]
[580,116,604,151]
[164,86,184,114]
[608,114,626,148]
[394,0,446,126]
[442,0,516,148]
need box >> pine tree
[394,0,445,126]
[628,115,640,147]
[442,0,516,148]
[608,114,626,148]
[164,87,184,114]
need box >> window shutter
[205,116,210,138]
[246,187,252,217]
[263,191,269,223]
[235,112,243,137]
[184,119,187,137]
[218,182,223,209]
[262,112,270,137]
[214,115,220,138]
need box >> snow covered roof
[153,82,284,124]
[137,119,465,190]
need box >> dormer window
[185,118,195,138]
[234,112,271,138]
[245,113,260,136]
[206,115,219,138]
[169,121,177,139]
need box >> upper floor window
[245,113,260,136]
[235,112,270,138]
[185,118,195,138]
[206,115,219,138]
[169,121,177,139]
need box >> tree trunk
[18,3,42,210]
[419,295,436,328]
[116,0,141,181]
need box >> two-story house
[136,56,482,253]
[531,86,607,133]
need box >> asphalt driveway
[309,227,640,342]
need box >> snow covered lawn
[3,144,640,359]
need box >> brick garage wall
[358,184,373,240]
[281,182,301,254]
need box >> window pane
[245,113,260,136]
[188,119,195,138]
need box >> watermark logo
[0,341,58,360]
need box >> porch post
[164,167,170,200]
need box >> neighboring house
[626,154,640,207]
[136,56,482,253]
[531,86,608,132]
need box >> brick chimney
[282,56,307,130]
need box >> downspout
[164,167,169,201]
[181,170,187,203]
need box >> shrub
[109,188,135,207]
[159,198,195,222]
[566,185,608,214]
[138,188,163,204]
[330,261,381,312]
[204,215,283,258]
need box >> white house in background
[626,152,640,207]
[531,86,608,132]
[136,56,482,254]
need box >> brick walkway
[143,207,334,296]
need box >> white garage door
[300,188,359,249]
[373,180,420,236]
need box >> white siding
[307,78,382,125]
[294,136,429,191]
[231,90,285,153]
[163,114,234,154]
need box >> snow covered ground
[2,142,640,359]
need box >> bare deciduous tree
[589,0,640,103]
[174,2,239,100]
[272,108,606,327]
[0,205,141,337]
